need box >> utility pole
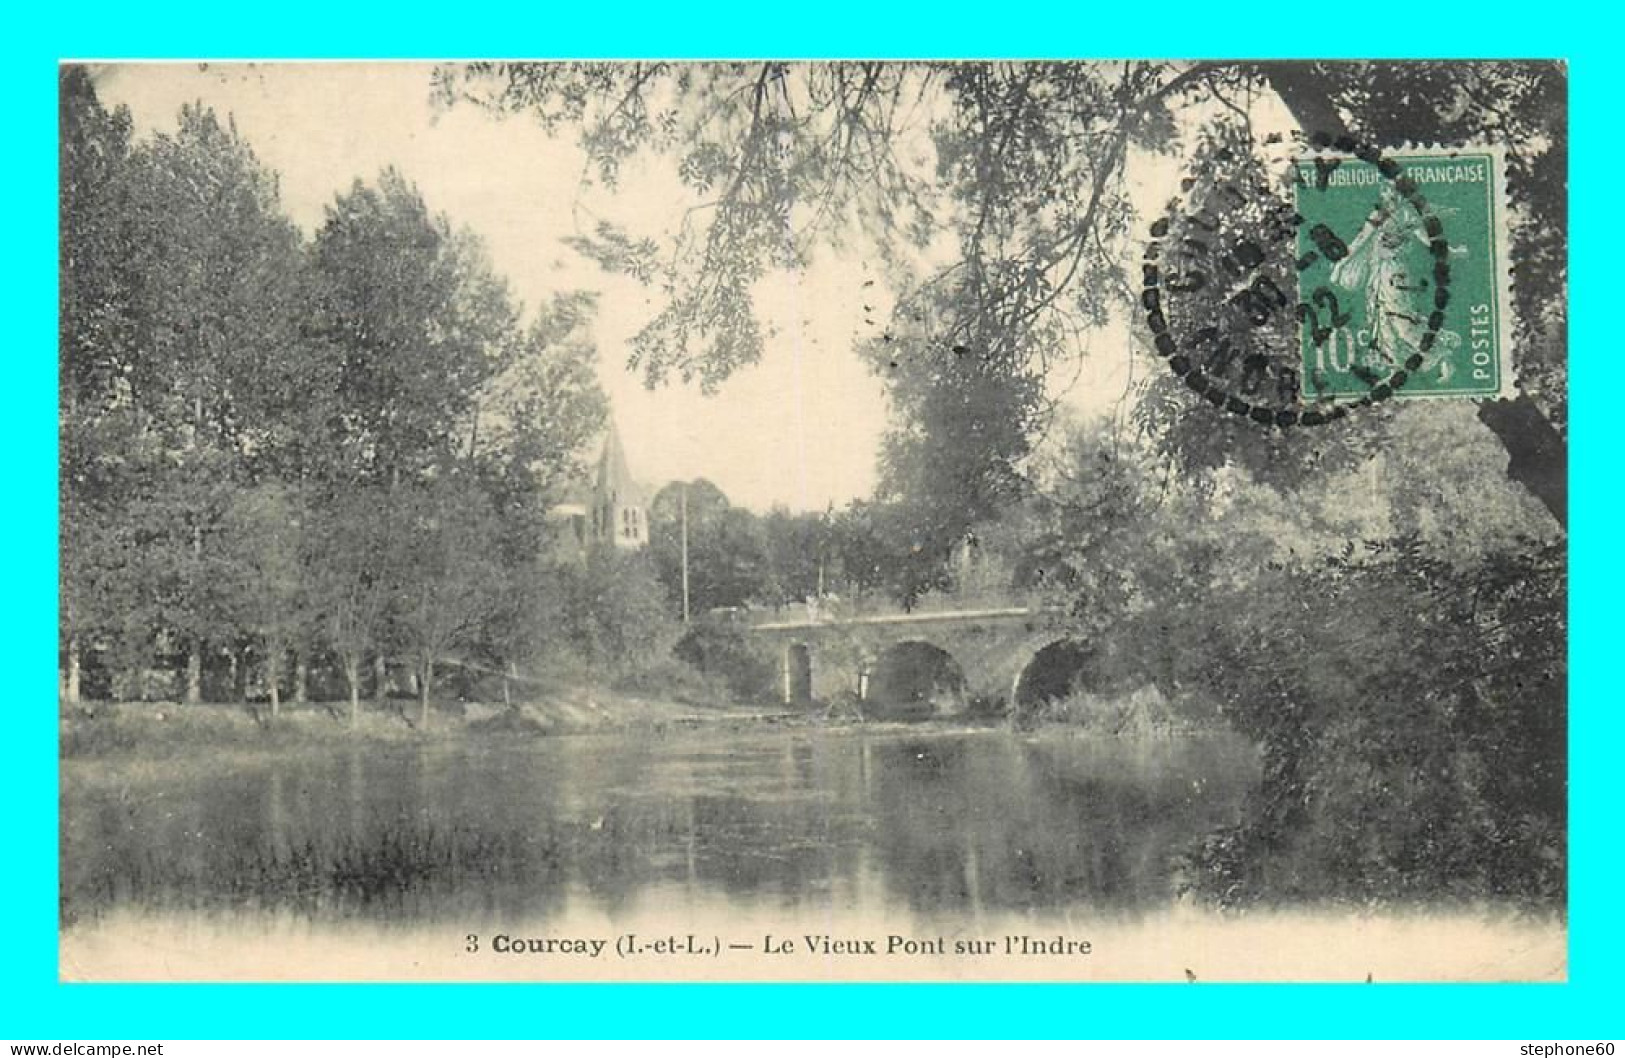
[680,481,691,623]
[817,501,831,600]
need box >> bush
[1160,538,1567,909]
[673,624,777,703]
[1016,684,1217,735]
[612,653,737,708]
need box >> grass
[57,687,755,761]
[1013,684,1230,736]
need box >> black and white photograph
[57,60,1568,982]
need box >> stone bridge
[741,601,1098,720]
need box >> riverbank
[58,690,807,760]
[1013,683,1230,737]
[60,681,1236,762]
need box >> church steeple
[545,413,651,553]
[592,416,648,549]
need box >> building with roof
[548,416,651,552]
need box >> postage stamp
[1294,145,1514,401]
[1144,136,1517,423]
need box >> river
[58,724,1564,982]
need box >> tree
[821,499,905,602]
[647,479,768,614]
[304,169,588,716]
[439,61,1566,535]
[83,98,308,703]
[59,68,137,703]
[219,483,310,715]
[307,169,519,489]
[758,506,830,607]
[306,487,405,724]
[1258,61,1567,527]
[1167,539,1565,908]
[433,62,1204,532]
[549,545,673,675]
[863,287,1047,580]
[437,62,1194,382]
[474,556,558,709]
[394,475,505,725]
[60,74,614,715]
[1019,404,1566,906]
[458,292,609,706]
[468,294,608,506]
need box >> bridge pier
[780,642,812,705]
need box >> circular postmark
[1143,131,1453,427]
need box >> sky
[91,61,1166,512]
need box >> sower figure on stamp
[1331,185,1464,382]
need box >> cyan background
[5,5,1606,1038]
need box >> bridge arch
[866,640,967,719]
[1011,638,1097,711]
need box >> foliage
[543,546,675,676]
[863,286,1047,575]
[59,67,139,682]
[435,62,1210,548]
[393,475,508,722]
[439,60,1568,557]
[61,75,313,703]
[59,74,611,712]
[1269,61,1567,430]
[1174,540,1566,908]
[307,169,519,487]
[757,506,832,608]
[643,478,960,614]
[823,500,893,599]
[218,483,311,712]
[472,297,608,521]
[672,623,777,703]
[304,487,405,718]
[1022,416,1566,908]
[436,62,939,389]
[646,479,769,615]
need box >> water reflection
[60,728,1259,927]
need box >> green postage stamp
[1294,145,1514,401]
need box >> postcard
[58,59,1567,982]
